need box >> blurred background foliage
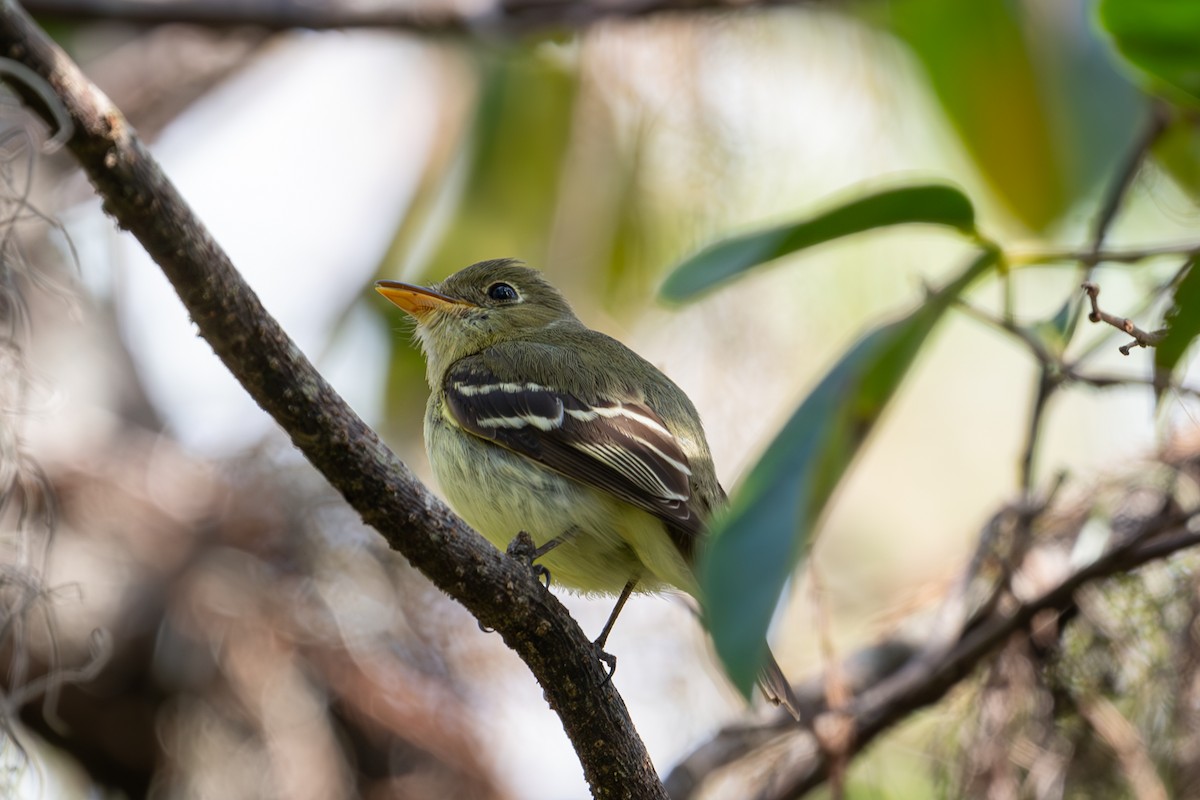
[881,0,1141,232]
[3,0,1200,797]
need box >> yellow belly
[425,397,696,597]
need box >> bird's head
[376,259,580,383]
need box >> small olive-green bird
[377,259,798,717]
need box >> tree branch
[669,492,1200,798]
[0,2,666,797]
[1082,281,1168,354]
[21,0,829,35]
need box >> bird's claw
[595,642,617,687]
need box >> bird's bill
[375,281,473,318]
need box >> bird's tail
[758,644,801,721]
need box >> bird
[376,258,799,718]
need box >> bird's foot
[506,531,553,588]
[594,641,617,687]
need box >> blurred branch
[1087,101,1172,266]
[669,488,1200,799]
[22,0,832,35]
[1019,368,1052,492]
[0,3,668,798]
[83,25,266,142]
[1075,694,1169,800]
[1010,240,1200,268]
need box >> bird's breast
[423,395,689,596]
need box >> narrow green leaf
[660,183,976,302]
[881,0,1139,232]
[1155,260,1200,380]
[700,248,999,698]
[1153,115,1200,201]
[1098,0,1200,107]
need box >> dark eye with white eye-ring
[487,282,519,302]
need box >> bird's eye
[487,282,519,302]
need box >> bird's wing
[442,358,703,558]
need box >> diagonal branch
[1082,281,1168,354]
[0,2,666,798]
[22,0,830,35]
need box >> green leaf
[1155,260,1200,381]
[1153,114,1200,201]
[661,183,976,302]
[879,0,1140,232]
[700,248,999,698]
[1098,0,1200,107]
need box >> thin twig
[1010,241,1200,268]
[953,299,1054,363]
[1082,282,1168,355]
[0,3,666,797]
[1073,257,1194,365]
[1020,369,1054,493]
[1067,369,1200,399]
[951,299,1060,491]
[1088,102,1172,267]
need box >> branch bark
[0,2,666,797]
[1082,281,1168,354]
